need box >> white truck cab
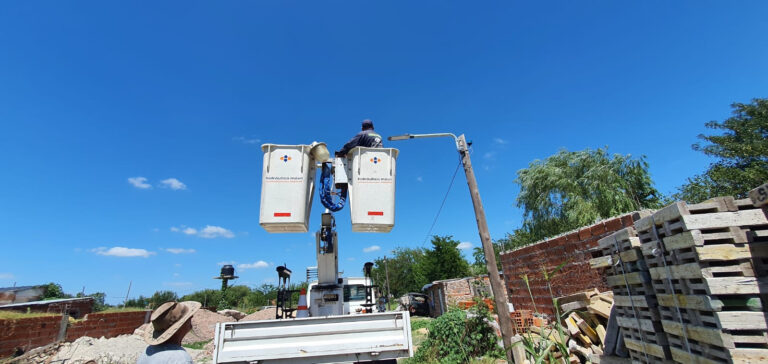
[308,277,378,315]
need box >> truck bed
[213,311,413,363]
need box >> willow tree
[515,148,662,242]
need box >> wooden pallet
[666,328,768,364]
[621,323,673,363]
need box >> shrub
[410,299,502,363]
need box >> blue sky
[1,1,766,304]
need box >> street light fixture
[388,132,520,363]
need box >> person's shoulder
[139,344,193,364]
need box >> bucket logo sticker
[280,155,292,162]
[370,157,381,164]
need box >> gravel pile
[184,309,235,344]
[240,308,282,322]
[12,334,208,364]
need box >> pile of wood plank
[591,194,768,363]
[517,289,615,363]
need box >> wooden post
[384,256,392,307]
[457,134,520,363]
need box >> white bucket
[259,144,316,233]
[347,147,399,232]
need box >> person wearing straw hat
[137,301,201,364]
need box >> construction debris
[513,289,616,363]
[7,334,207,364]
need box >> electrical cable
[422,159,463,246]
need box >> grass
[0,311,59,320]
[410,316,432,349]
[183,340,211,350]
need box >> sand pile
[240,308,282,321]
[183,309,235,344]
[13,334,207,364]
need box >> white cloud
[347,257,356,261]
[0,273,14,280]
[457,242,473,250]
[238,260,270,270]
[363,245,381,253]
[171,225,232,238]
[198,225,235,239]
[483,152,496,160]
[173,273,180,277]
[166,248,196,254]
[174,263,182,268]
[233,136,261,145]
[92,246,155,258]
[217,261,236,266]
[493,138,508,145]
[152,228,160,232]
[128,177,151,189]
[416,176,423,182]
[160,178,187,190]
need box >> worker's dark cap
[362,119,374,130]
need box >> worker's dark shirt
[338,129,383,156]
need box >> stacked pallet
[635,196,768,363]
[594,224,672,363]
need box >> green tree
[515,147,662,244]
[371,247,429,298]
[77,291,109,311]
[675,98,768,202]
[423,235,471,283]
[124,295,150,308]
[148,290,179,309]
[42,282,72,300]
[181,289,222,307]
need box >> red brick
[621,215,634,227]
[604,218,622,231]
[578,227,591,241]
[590,222,607,236]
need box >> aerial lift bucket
[259,144,316,233]
[346,147,399,232]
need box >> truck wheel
[409,306,416,315]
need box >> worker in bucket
[138,301,201,364]
[336,119,383,156]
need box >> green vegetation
[40,282,110,312]
[0,311,59,320]
[177,283,303,312]
[408,299,502,363]
[674,98,768,202]
[516,147,662,243]
[370,235,471,299]
[516,262,571,363]
[182,340,211,350]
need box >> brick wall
[425,276,493,317]
[65,311,149,342]
[0,310,150,359]
[500,213,640,316]
[0,316,63,357]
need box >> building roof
[0,296,94,308]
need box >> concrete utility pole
[388,132,522,363]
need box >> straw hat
[144,301,201,345]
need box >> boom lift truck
[213,142,412,364]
